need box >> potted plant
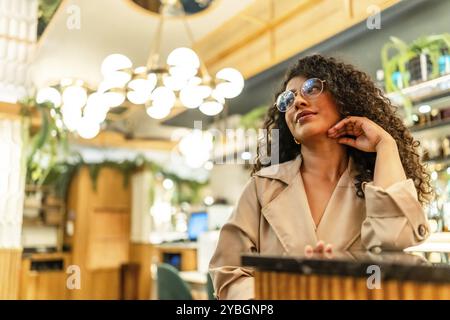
[381,33,450,92]
[381,36,413,93]
[406,34,450,85]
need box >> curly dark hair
[252,54,432,205]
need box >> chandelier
[35,0,244,140]
[98,0,244,119]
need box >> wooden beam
[71,131,176,151]
[194,0,401,79]
[198,0,319,69]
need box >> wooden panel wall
[0,248,21,300]
[19,253,70,300]
[68,167,131,300]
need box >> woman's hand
[327,116,395,152]
[304,240,333,258]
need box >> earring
[294,138,301,145]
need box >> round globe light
[163,74,189,91]
[84,93,110,123]
[127,79,155,104]
[151,86,176,109]
[98,80,126,107]
[36,87,62,107]
[179,86,204,109]
[167,47,200,69]
[199,100,223,116]
[146,105,172,119]
[215,67,244,98]
[77,117,101,139]
[101,54,132,77]
[162,178,174,190]
[61,104,82,132]
[169,66,198,80]
[62,85,87,109]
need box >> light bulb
[204,161,214,170]
[167,47,200,69]
[151,86,176,109]
[178,129,213,168]
[62,85,87,109]
[83,93,109,123]
[106,71,132,85]
[419,105,431,114]
[163,74,189,91]
[179,130,213,157]
[101,54,132,77]
[36,87,61,107]
[215,67,244,98]
[204,196,214,206]
[163,178,174,190]
[127,79,155,104]
[180,86,204,109]
[77,117,101,139]
[146,105,171,119]
[98,80,126,107]
[199,100,223,116]
[169,66,198,80]
[61,104,82,132]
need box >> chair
[156,263,193,300]
[206,273,216,300]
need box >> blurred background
[0,0,449,300]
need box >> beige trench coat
[209,155,430,300]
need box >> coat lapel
[256,156,318,254]
[315,158,366,250]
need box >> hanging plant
[20,98,71,186]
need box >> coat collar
[254,154,357,188]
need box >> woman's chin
[295,127,328,141]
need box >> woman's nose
[293,92,308,109]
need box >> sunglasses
[275,78,326,112]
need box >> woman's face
[284,76,341,143]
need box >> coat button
[418,224,427,237]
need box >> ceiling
[30,0,255,140]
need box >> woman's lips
[295,111,317,124]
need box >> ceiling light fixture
[99,0,244,119]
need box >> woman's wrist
[375,135,397,153]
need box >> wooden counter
[242,251,450,300]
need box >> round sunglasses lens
[301,78,323,98]
[276,91,295,112]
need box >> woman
[209,54,432,300]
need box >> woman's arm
[329,116,430,250]
[373,136,407,189]
[209,177,260,300]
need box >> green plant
[381,33,450,92]
[381,36,413,92]
[20,98,70,186]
